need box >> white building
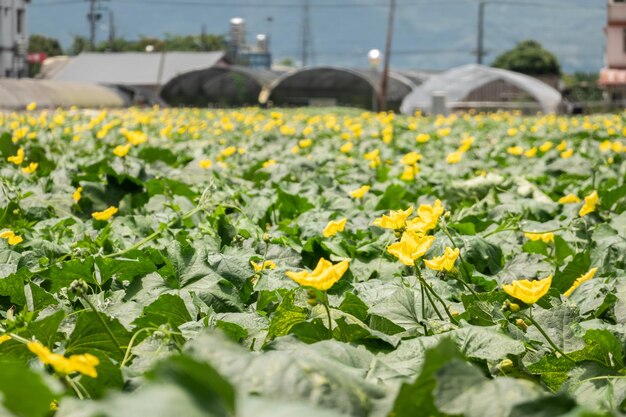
[0,0,29,78]
[599,0,626,104]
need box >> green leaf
[132,293,192,330]
[434,360,543,417]
[266,290,308,342]
[66,311,132,362]
[0,360,55,417]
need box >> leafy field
[1,107,625,417]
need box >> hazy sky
[29,0,606,72]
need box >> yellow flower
[92,206,118,221]
[73,187,83,203]
[220,146,237,157]
[524,232,554,244]
[0,335,11,344]
[507,127,518,136]
[0,230,23,245]
[558,194,580,204]
[446,151,463,164]
[612,142,623,153]
[199,159,213,169]
[251,260,277,272]
[7,147,24,165]
[262,159,277,168]
[400,164,419,181]
[502,275,552,304]
[524,147,538,158]
[323,218,347,237]
[364,149,381,169]
[437,127,451,137]
[556,140,567,151]
[579,190,599,217]
[340,142,353,153]
[507,146,524,156]
[124,130,147,146]
[563,267,598,297]
[349,185,370,199]
[401,151,422,165]
[458,136,474,152]
[66,354,100,378]
[599,140,612,153]
[299,139,312,148]
[539,141,553,152]
[27,342,99,378]
[373,207,413,230]
[416,133,431,143]
[26,102,37,111]
[22,162,38,174]
[387,232,435,266]
[286,258,350,291]
[424,247,460,272]
[113,144,131,157]
[291,145,300,154]
[560,149,574,159]
[406,199,445,234]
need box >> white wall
[0,0,28,78]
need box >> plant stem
[441,226,479,299]
[65,376,84,400]
[416,267,449,322]
[322,301,333,339]
[120,327,153,369]
[81,295,124,353]
[103,204,206,259]
[525,312,576,364]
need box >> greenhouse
[261,66,420,111]
[0,79,128,110]
[400,64,562,114]
[161,65,279,107]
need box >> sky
[28,0,606,73]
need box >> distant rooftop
[44,51,228,87]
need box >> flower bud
[515,318,528,331]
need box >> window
[17,9,24,34]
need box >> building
[599,0,626,105]
[0,0,29,78]
[227,18,272,70]
[40,51,229,104]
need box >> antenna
[301,0,314,66]
[86,0,108,51]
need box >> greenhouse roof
[400,64,562,114]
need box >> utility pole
[301,0,314,66]
[476,0,486,64]
[87,0,107,51]
[379,0,396,112]
[108,10,115,51]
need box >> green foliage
[492,39,561,75]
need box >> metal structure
[43,51,228,104]
[400,64,562,114]
[161,65,279,107]
[0,78,127,109]
[261,66,420,111]
[0,0,29,78]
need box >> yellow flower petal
[92,206,118,221]
[524,232,555,244]
[502,275,552,304]
[286,258,349,291]
[349,185,370,199]
[579,190,599,217]
[387,232,435,266]
[424,247,460,272]
[323,218,347,238]
[373,207,413,230]
[563,267,598,297]
[73,187,83,203]
[558,194,580,204]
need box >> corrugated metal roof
[0,79,127,110]
[47,51,227,86]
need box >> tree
[68,34,225,55]
[492,40,561,76]
[28,34,63,77]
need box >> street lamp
[368,49,382,70]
